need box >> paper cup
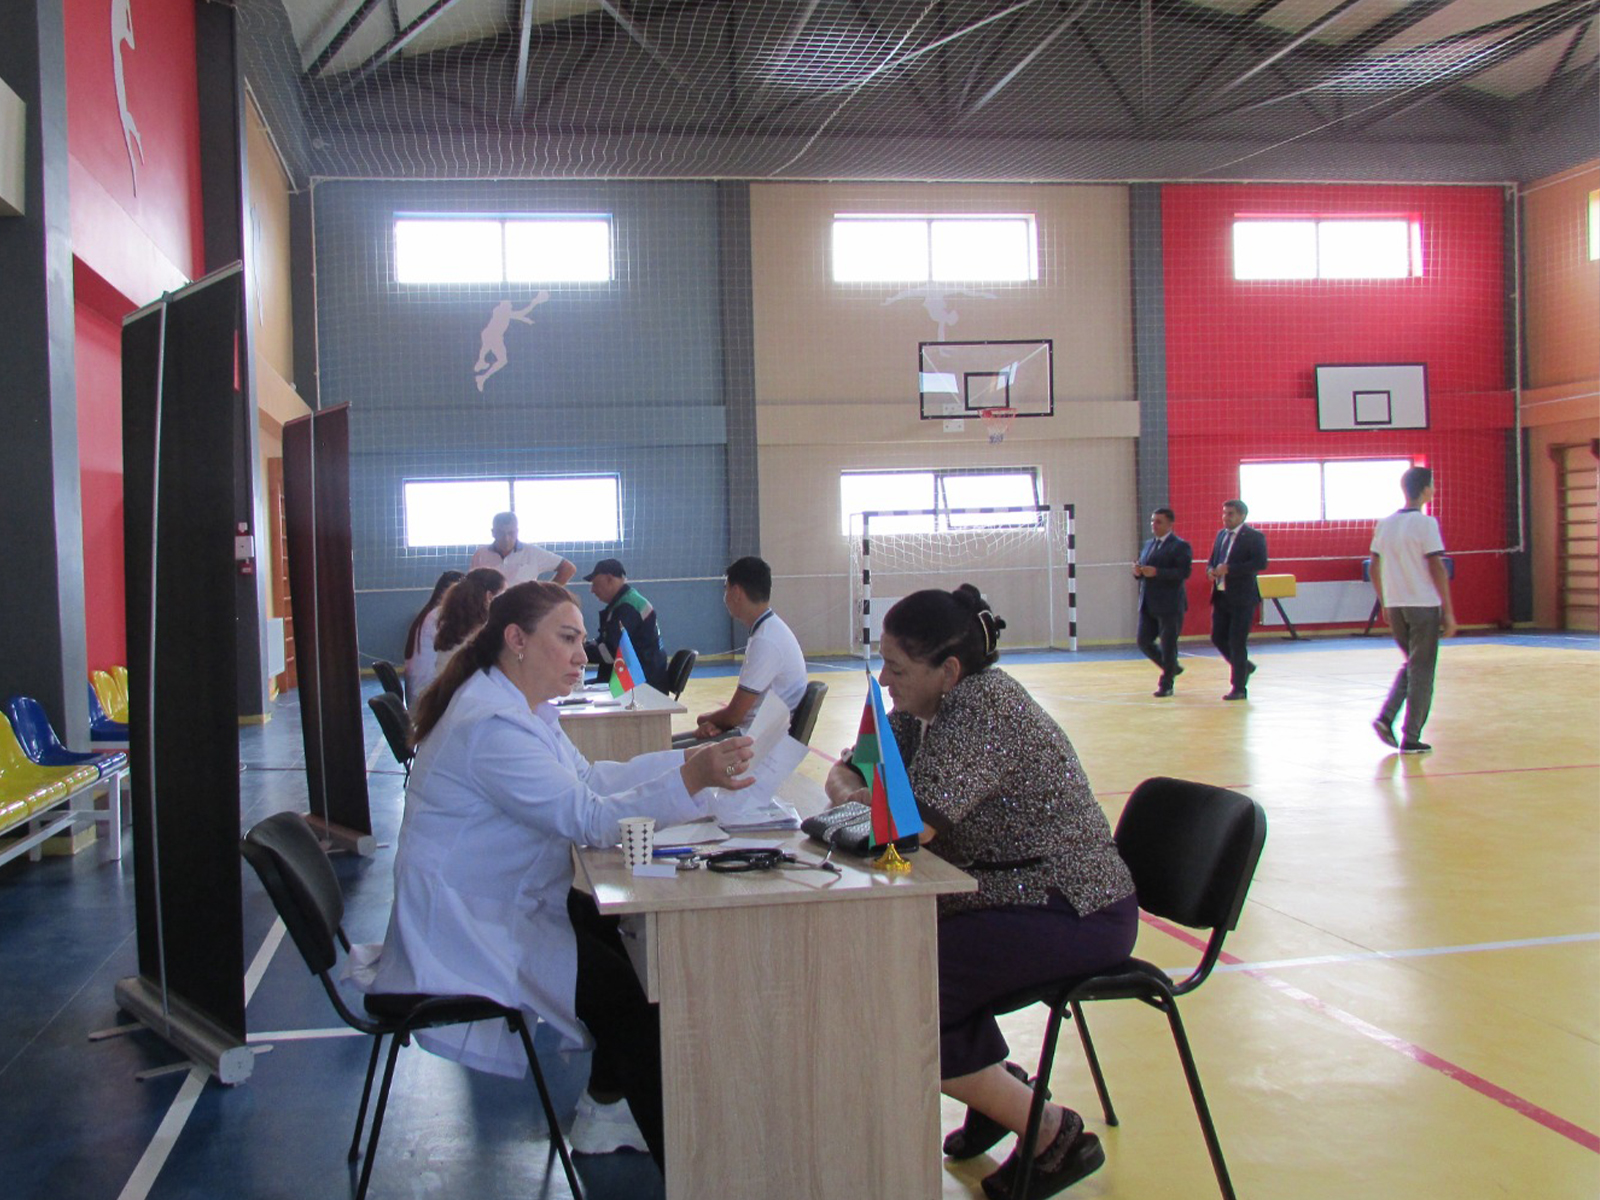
[618,817,656,869]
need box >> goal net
[850,505,1076,663]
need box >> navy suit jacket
[1137,534,1193,617]
[1208,524,1268,609]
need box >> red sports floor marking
[1141,914,1600,1154]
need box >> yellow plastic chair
[112,665,130,713]
[91,670,129,725]
[0,712,95,816]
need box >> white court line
[248,1027,363,1042]
[118,920,288,1200]
[1210,931,1599,974]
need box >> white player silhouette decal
[112,0,144,194]
[473,292,549,392]
[881,286,998,340]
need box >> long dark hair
[433,567,506,653]
[410,581,575,746]
[882,584,1006,678]
[404,570,464,659]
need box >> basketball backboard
[919,339,1054,420]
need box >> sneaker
[568,1094,648,1155]
[1400,739,1432,754]
[1372,718,1398,749]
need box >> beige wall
[749,183,1138,653]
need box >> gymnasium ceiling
[246,0,1600,182]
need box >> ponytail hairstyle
[410,581,575,746]
[405,570,465,659]
[433,567,506,653]
[881,584,1006,679]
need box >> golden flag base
[873,843,912,874]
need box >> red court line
[1141,914,1600,1155]
[1377,762,1600,780]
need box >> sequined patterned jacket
[886,668,1134,918]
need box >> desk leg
[653,896,944,1200]
[1271,598,1300,640]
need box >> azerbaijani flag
[620,628,648,690]
[608,632,639,697]
[850,676,922,845]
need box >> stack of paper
[704,693,808,831]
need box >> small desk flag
[851,677,922,845]
[620,628,648,690]
[609,631,640,697]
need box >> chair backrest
[4,695,66,761]
[1117,776,1266,936]
[787,681,828,744]
[240,811,346,975]
[112,665,130,704]
[91,670,127,724]
[367,692,414,766]
[665,648,698,699]
[0,711,35,772]
[372,660,404,699]
[87,683,122,731]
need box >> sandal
[943,1061,1047,1160]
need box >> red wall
[62,0,205,669]
[1161,184,1513,631]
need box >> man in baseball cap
[584,559,668,692]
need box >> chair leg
[1013,1001,1067,1200]
[349,1033,386,1162]
[513,1016,585,1200]
[1159,997,1237,1200]
[355,1031,408,1200]
[1069,999,1119,1127]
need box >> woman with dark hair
[824,584,1136,1200]
[364,581,754,1170]
[403,570,464,705]
[428,566,506,685]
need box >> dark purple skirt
[937,891,1139,1079]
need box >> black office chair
[991,776,1267,1200]
[664,648,698,700]
[787,681,828,744]
[240,812,584,1200]
[367,693,414,780]
[371,660,404,699]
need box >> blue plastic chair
[87,684,130,741]
[6,696,128,777]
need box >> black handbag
[800,801,920,856]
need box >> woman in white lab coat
[364,581,753,1167]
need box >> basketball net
[980,408,1017,444]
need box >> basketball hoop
[980,408,1017,444]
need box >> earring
[517,651,525,663]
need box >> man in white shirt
[469,511,576,586]
[1370,466,1456,754]
[688,556,808,741]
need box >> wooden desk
[572,776,976,1199]
[557,684,685,762]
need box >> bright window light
[394,220,503,284]
[940,471,1041,526]
[1319,220,1413,279]
[1323,459,1415,520]
[513,476,621,542]
[1239,463,1322,522]
[404,479,512,547]
[1234,221,1316,280]
[930,218,1036,281]
[840,471,937,534]
[505,218,612,282]
[832,219,930,283]
[833,214,1037,283]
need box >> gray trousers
[1379,606,1441,741]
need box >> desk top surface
[573,774,975,915]
[555,683,685,721]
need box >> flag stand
[873,843,912,874]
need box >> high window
[1238,459,1416,523]
[403,475,621,547]
[393,215,613,284]
[832,214,1037,283]
[840,468,1041,535]
[1232,218,1423,281]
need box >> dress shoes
[1372,717,1399,748]
[1246,660,1256,676]
[1400,739,1433,754]
[1222,689,1248,701]
[1173,663,1185,677]
[1153,683,1174,697]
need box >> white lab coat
[359,666,704,1077]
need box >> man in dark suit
[1133,507,1192,697]
[1207,499,1269,701]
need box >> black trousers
[1209,595,1254,690]
[568,888,665,1167]
[1136,606,1183,681]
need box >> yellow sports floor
[679,636,1600,1200]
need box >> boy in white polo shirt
[1369,466,1456,754]
[689,556,807,741]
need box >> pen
[652,846,698,858]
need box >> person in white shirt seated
[360,581,754,1169]
[677,556,808,746]
[403,570,463,706]
[469,511,577,585]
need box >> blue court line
[1211,931,1600,973]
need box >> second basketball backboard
[919,340,1054,420]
